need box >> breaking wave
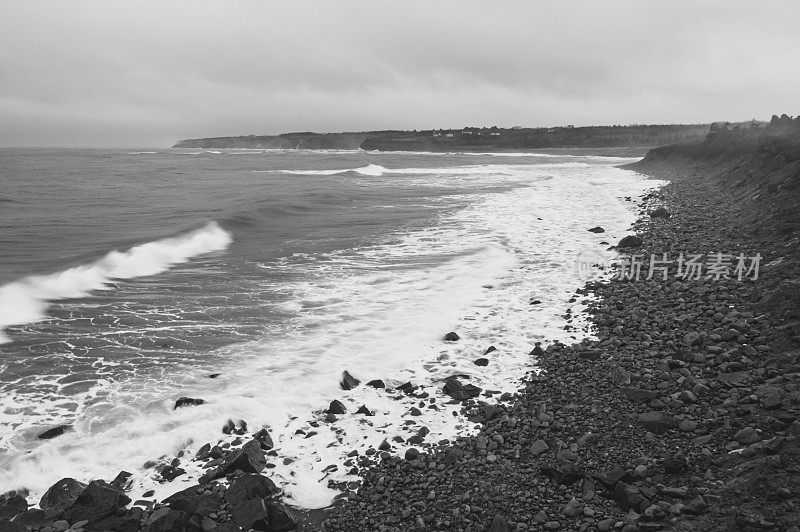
[0,222,232,344]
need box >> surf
[0,222,232,344]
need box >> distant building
[511,125,523,129]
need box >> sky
[1,1,799,147]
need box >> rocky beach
[2,122,799,532]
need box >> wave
[128,151,157,155]
[283,163,389,176]
[0,222,233,344]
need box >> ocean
[0,148,657,508]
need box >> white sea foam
[0,222,232,344]
[0,161,665,510]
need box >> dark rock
[529,343,545,357]
[232,498,269,530]
[63,480,131,524]
[7,509,48,530]
[588,226,605,233]
[109,471,132,490]
[613,481,648,511]
[366,379,385,388]
[145,509,189,532]
[220,439,267,476]
[39,478,87,515]
[37,425,71,440]
[327,400,347,415]
[474,358,489,366]
[208,373,221,378]
[442,378,481,401]
[160,465,186,482]
[225,474,278,506]
[540,462,584,485]
[617,235,643,248]
[530,439,550,456]
[174,397,205,409]
[0,494,26,520]
[484,346,497,355]
[163,486,215,515]
[355,405,374,416]
[196,443,211,460]
[649,206,671,218]
[404,448,420,461]
[662,457,687,475]
[734,426,760,444]
[622,387,658,402]
[444,331,460,341]
[253,428,275,450]
[593,466,632,489]
[637,411,676,434]
[89,514,140,532]
[684,495,708,515]
[222,419,236,434]
[339,371,360,390]
[488,513,511,532]
[683,332,702,347]
[265,501,297,532]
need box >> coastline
[318,145,800,530]
[2,142,798,531]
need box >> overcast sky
[1,1,799,147]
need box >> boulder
[442,378,481,401]
[62,480,131,524]
[163,486,221,517]
[174,397,205,409]
[366,379,385,389]
[89,514,140,532]
[588,226,605,233]
[265,501,297,532]
[220,439,267,476]
[339,371,360,390]
[444,332,460,341]
[232,498,269,530]
[37,425,72,440]
[327,400,347,415]
[530,440,549,456]
[160,465,185,482]
[0,494,27,520]
[529,343,545,357]
[144,509,189,532]
[39,478,87,515]
[253,428,275,450]
[617,235,643,249]
[473,358,489,366]
[224,474,278,506]
[649,207,671,218]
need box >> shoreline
[2,143,798,531]
[318,149,800,530]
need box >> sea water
[0,148,658,508]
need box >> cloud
[1,0,799,146]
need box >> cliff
[629,115,800,336]
[172,124,711,151]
